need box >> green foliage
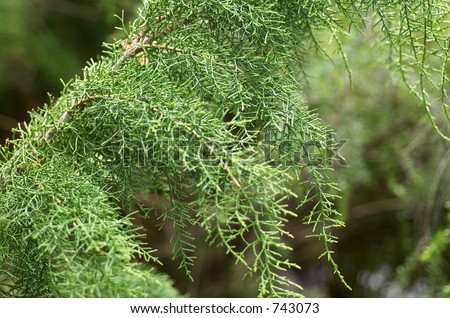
[374,1,450,141]
[1,0,449,297]
[303,22,450,297]
[398,208,450,297]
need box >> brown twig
[118,15,197,66]
[45,96,102,142]
[46,11,199,141]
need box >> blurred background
[1,0,448,297]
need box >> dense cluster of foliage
[1,0,448,297]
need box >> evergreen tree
[1,0,448,297]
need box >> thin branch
[45,96,102,142]
[141,43,214,62]
[144,43,184,54]
[118,15,197,66]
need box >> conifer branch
[141,43,214,62]
[44,93,243,190]
[45,96,100,142]
[118,13,197,65]
[2,0,449,298]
